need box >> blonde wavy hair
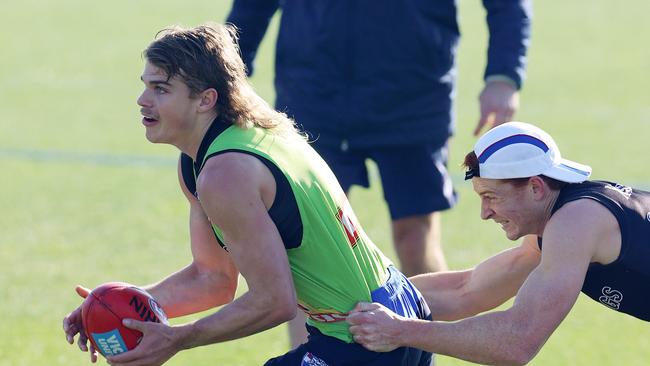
[144,23,303,137]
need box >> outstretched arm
[410,235,540,321]
[349,201,609,365]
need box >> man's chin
[144,130,163,144]
[144,134,157,143]
[504,231,522,241]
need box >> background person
[348,122,650,365]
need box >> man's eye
[155,86,167,94]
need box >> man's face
[472,177,538,240]
[137,61,199,145]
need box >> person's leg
[371,142,457,277]
[392,212,446,275]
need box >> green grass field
[1,1,649,365]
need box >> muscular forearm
[403,310,539,366]
[410,271,487,321]
[144,264,237,318]
[410,272,463,319]
[411,246,537,321]
[176,290,296,349]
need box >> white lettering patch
[599,286,623,310]
[604,184,632,199]
[301,352,329,366]
[91,329,128,356]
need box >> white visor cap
[473,122,592,183]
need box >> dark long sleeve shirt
[227,0,532,149]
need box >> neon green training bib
[199,125,393,342]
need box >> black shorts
[311,140,457,220]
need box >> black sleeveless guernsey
[538,180,650,321]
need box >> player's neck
[539,189,561,233]
[176,112,218,160]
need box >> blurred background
[1,1,649,365]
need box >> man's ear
[528,176,547,200]
[198,88,218,112]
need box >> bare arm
[143,158,239,318]
[108,153,297,366]
[62,158,239,364]
[177,152,297,346]
[350,200,614,365]
[410,235,540,320]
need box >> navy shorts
[263,324,432,366]
[264,267,433,366]
[311,140,457,220]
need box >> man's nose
[137,89,151,107]
[480,202,493,220]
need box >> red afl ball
[81,282,168,357]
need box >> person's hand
[63,285,98,363]
[474,80,520,136]
[346,302,408,352]
[107,319,182,366]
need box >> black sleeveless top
[180,118,302,250]
[538,180,650,321]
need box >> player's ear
[198,88,218,112]
[529,176,546,200]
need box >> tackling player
[348,122,650,365]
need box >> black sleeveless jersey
[539,180,650,321]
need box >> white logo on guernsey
[599,286,623,310]
[297,303,348,323]
[646,212,650,222]
[604,184,632,199]
[301,352,329,366]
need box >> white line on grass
[0,147,175,168]
[2,147,649,190]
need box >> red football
[81,282,168,357]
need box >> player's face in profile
[472,177,536,240]
[137,62,200,145]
